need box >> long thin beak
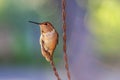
[29,21,40,25]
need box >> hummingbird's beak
[29,21,40,25]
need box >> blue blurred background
[0,0,120,80]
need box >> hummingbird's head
[29,21,54,33]
[40,22,54,33]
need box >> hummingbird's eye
[44,23,47,25]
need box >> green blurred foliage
[0,0,62,66]
[87,0,120,61]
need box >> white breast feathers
[43,29,55,37]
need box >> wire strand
[62,0,71,80]
[50,60,61,80]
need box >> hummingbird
[29,21,59,62]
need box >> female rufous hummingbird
[29,21,59,62]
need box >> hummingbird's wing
[41,40,52,62]
[41,40,47,52]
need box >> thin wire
[62,0,71,80]
[50,60,61,80]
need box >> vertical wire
[62,0,71,80]
[50,61,61,80]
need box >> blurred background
[0,0,120,80]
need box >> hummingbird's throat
[42,29,55,37]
